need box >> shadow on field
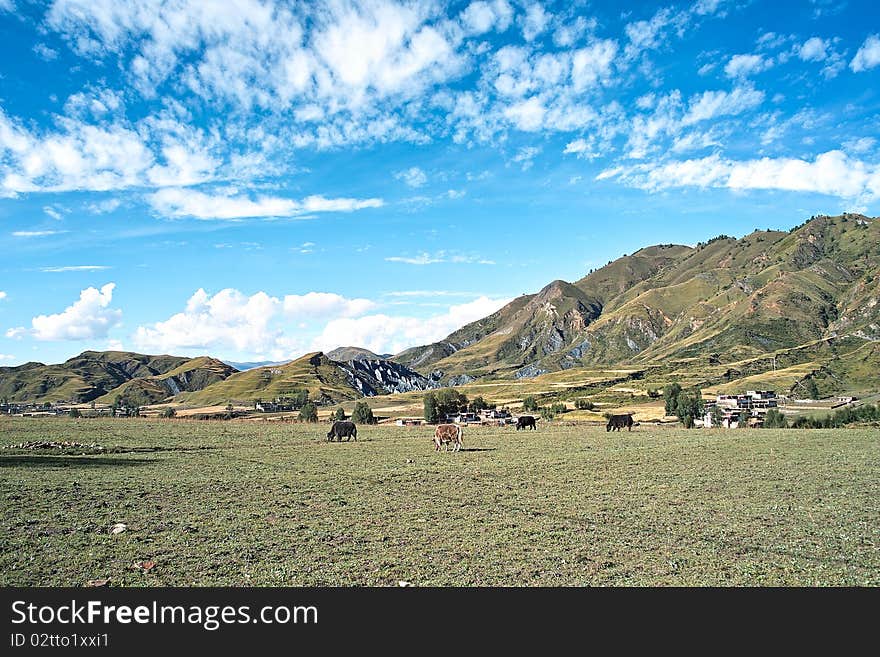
[0,455,156,468]
[458,448,496,453]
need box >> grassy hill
[0,351,202,403]
[93,356,237,406]
[178,351,435,406]
[326,346,382,361]
[178,352,356,406]
[0,351,238,405]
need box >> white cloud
[599,150,880,203]
[520,3,550,42]
[0,291,6,301]
[87,198,121,214]
[282,292,375,318]
[385,251,495,265]
[394,166,428,188]
[571,39,618,90]
[724,54,772,78]
[624,8,676,59]
[312,296,512,355]
[460,0,513,36]
[798,37,829,62]
[30,283,122,341]
[148,188,383,219]
[512,145,540,170]
[0,354,15,362]
[11,230,67,237]
[851,34,880,72]
[133,287,378,359]
[692,0,729,16]
[33,43,59,61]
[384,290,481,298]
[682,85,764,125]
[43,206,63,220]
[0,108,218,197]
[503,96,546,131]
[41,265,111,272]
[843,137,876,154]
[134,288,282,356]
[5,327,26,339]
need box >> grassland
[1,417,877,587]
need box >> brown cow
[433,424,463,452]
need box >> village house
[703,390,780,428]
[394,417,426,426]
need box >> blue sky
[1,0,878,366]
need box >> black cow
[606,414,634,432]
[516,415,537,431]
[327,421,357,442]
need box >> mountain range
[397,213,879,392]
[2,213,877,407]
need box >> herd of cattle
[326,412,638,451]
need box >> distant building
[395,417,425,426]
[704,390,779,428]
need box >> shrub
[468,396,491,413]
[522,396,539,412]
[423,393,439,424]
[351,401,375,424]
[575,399,595,410]
[161,407,176,419]
[763,408,787,428]
[299,403,318,423]
[664,383,682,415]
[333,407,346,421]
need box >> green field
[1,417,878,586]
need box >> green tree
[435,389,468,417]
[522,396,539,412]
[333,407,346,421]
[423,392,439,424]
[351,401,375,424]
[69,408,82,418]
[299,403,318,423]
[803,378,820,400]
[161,407,176,419]
[468,396,489,413]
[664,383,682,416]
[674,390,704,428]
[763,408,787,428]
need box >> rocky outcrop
[336,358,438,396]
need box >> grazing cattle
[433,424,463,452]
[327,421,357,442]
[606,414,634,432]
[516,415,537,431]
